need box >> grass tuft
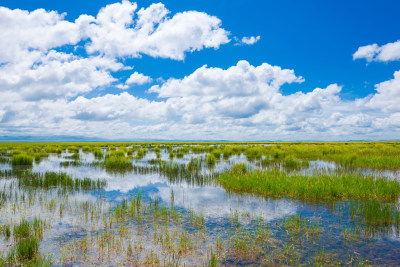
[11,154,33,166]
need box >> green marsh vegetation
[0,170,106,191]
[11,154,33,166]
[218,163,400,201]
[0,217,48,266]
[104,150,133,170]
[0,141,399,265]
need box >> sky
[0,0,400,141]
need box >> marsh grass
[104,155,133,170]
[206,154,216,165]
[93,148,103,158]
[283,157,309,169]
[0,142,399,266]
[11,154,33,166]
[0,170,106,191]
[349,200,400,238]
[0,225,11,240]
[15,237,39,262]
[218,164,400,201]
[13,218,31,241]
[66,153,80,160]
[4,217,46,265]
[67,146,79,153]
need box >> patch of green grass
[93,148,103,158]
[104,155,133,170]
[13,219,31,241]
[218,164,400,201]
[283,157,309,169]
[10,171,106,191]
[15,237,39,262]
[0,225,11,240]
[11,154,33,166]
[349,200,400,237]
[206,154,216,165]
[67,146,79,153]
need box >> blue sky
[0,0,400,140]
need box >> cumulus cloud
[0,51,123,100]
[83,2,230,60]
[150,60,304,98]
[70,92,168,121]
[1,2,400,140]
[0,1,230,100]
[353,40,400,62]
[125,72,152,86]
[2,57,400,140]
[235,36,261,45]
[365,70,400,112]
[0,6,86,63]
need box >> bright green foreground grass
[218,164,400,201]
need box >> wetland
[0,142,400,266]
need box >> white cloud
[83,2,230,60]
[125,72,152,86]
[0,6,87,64]
[0,1,230,100]
[1,2,400,140]
[365,70,400,112]
[2,58,400,140]
[236,35,261,45]
[149,60,304,98]
[0,51,123,100]
[353,40,400,62]
[69,92,168,122]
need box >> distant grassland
[1,141,400,169]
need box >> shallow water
[0,148,399,265]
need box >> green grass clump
[93,148,103,158]
[66,153,80,160]
[206,154,216,165]
[5,217,47,265]
[13,219,31,240]
[11,154,33,166]
[349,200,400,231]
[231,163,247,175]
[67,146,79,153]
[15,237,39,262]
[0,225,11,240]
[135,148,147,160]
[218,164,400,201]
[82,146,92,152]
[283,157,309,169]
[105,156,133,169]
